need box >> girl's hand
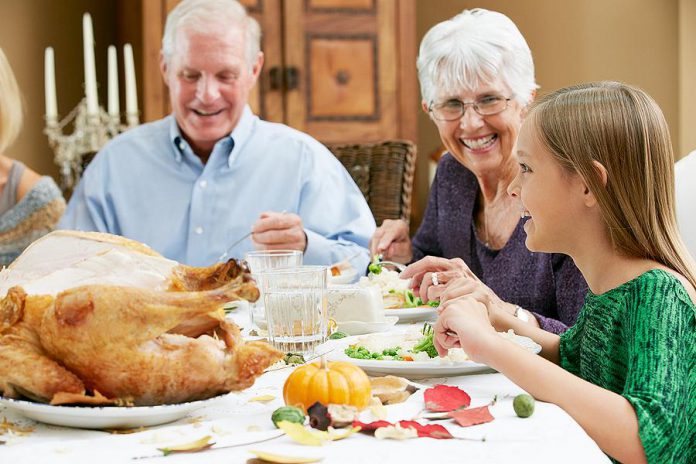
[400,256,477,302]
[436,277,519,328]
[433,298,497,362]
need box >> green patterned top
[560,269,695,463]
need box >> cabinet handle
[269,67,283,91]
[285,67,299,91]
[335,70,350,85]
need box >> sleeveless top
[560,269,695,463]
[0,160,25,215]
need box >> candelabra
[44,100,139,192]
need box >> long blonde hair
[529,81,696,288]
[0,48,23,154]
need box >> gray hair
[162,0,261,70]
[417,9,538,106]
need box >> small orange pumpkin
[283,358,371,412]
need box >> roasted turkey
[0,231,282,406]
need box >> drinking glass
[258,266,327,355]
[244,250,303,328]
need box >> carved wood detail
[305,0,375,14]
[306,34,379,121]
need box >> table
[0,309,609,464]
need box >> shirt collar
[227,105,255,168]
[168,116,186,164]
[168,107,255,167]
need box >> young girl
[434,81,695,463]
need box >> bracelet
[514,305,530,322]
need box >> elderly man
[60,0,374,268]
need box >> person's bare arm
[434,302,646,464]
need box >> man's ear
[582,160,608,207]
[159,51,169,87]
[250,51,264,84]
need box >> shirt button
[199,180,208,188]
[178,142,185,151]
[194,226,204,235]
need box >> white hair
[162,0,261,70]
[417,9,538,106]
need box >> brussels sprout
[513,393,535,418]
[271,406,306,428]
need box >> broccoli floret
[412,334,438,358]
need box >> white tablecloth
[0,310,610,464]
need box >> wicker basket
[327,140,416,227]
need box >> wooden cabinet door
[283,0,406,143]
[139,0,416,143]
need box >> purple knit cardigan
[411,154,588,333]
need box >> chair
[675,151,696,259]
[327,140,416,227]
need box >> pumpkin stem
[320,354,327,370]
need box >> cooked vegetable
[328,331,348,340]
[412,333,437,358]
[272,406,306,428]
[368,255,383,275]
[284,352,306,365]
[344,345,403,361]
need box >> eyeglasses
[429,96,512,121]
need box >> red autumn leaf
[352,420,453,439]
[398,421,453,439]
[449,405,495,427]
[424,384,471,412]
[352,420,393,431]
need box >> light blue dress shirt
[59,106,375,270]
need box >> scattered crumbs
[211,424,234,436]
[106,426,147,435]
[0,417,35,436]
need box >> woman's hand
[433,298,498,363]
[401,256,477,303]
[369,219,412,263]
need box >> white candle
[44,47,58,122]
[107,45,119,117]
[82,13,98,116]
[123,44,138,116]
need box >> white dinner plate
[326,334,541,379]
[0,393,230,429]
[337,316,399,335]
[384,306,438,323]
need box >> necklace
[477,197,516,250]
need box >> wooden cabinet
[139,0,417,144]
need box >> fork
[373,254,407,272]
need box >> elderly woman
[369,9,586,333]
[0,48,65,265]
